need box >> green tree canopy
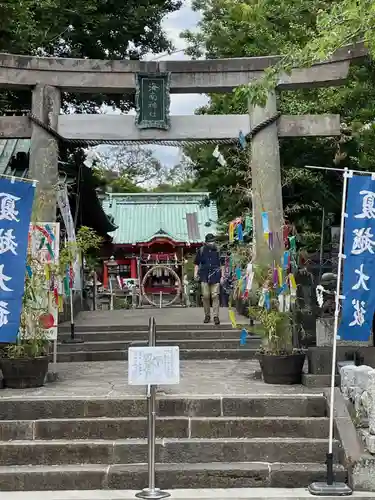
[181,0,375,245]
[0,0,181,112]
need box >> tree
[94,146,209,193]
[183,0,374,106]
[153,154,205,192]
[95,146,167,192]
[181,0,375,244]
[0,0,181,112]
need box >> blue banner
[339,174,375,342]
[0,178,35,343]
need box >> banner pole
[309,167,352,496]
[61,239,83,345]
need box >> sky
[133,0,209,167]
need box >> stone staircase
[57,324,261,362]
[0,394,347,491]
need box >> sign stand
[309,168,352,497]
[135,381,169,500]
[129,317,179,500]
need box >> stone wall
[341,365,375,454]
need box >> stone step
[56,348,259,362]
[58,324,252,333]
[57,339,261,352]
[58,330,250,342]
[0,438,340,466]
[0,395,327,419]
[0,462,347,491]
[0,417,330,441]
[1,492,372,500]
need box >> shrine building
[101,192,218,302]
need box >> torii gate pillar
[249,91,284,263]
[29,84,61,222]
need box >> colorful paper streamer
[261,212,269,233]
[240,329,248,345]
[237,223,244,241]
[229,310,237,328]
[229,222,235,242]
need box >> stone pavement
[63,307,249,327]
[2,489,373,500]
[0,360,322,398]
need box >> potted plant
[1,254,50,389]
[249,265,305,384]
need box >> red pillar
[103,263,108,288]
[130,258,137,279]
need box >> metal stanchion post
[136,318,170,500]
[93,271,97,311]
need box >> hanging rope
[27,112,282,148]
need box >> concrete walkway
[0,360,320,398]
[2,489,373,499]
[63,308,249,327]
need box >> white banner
[56,185,82,290]
[29,223,60,340]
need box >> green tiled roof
[102,192,218,244]
[0,139,30,176]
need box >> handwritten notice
[128,346,180,385]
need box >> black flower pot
[258,352,305,385]
[0,356,49,389]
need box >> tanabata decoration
[229,309,237,328]
[264,291,271,310]
[245,215,252,233]
[288,236,298,272]
[278,266,283,287]
[212,146,227,167]
[229,217,245,243]
[289,273,297,298]
[237,223,244,241]
[289,235,297,251]
[229,222,235,242]
[261,212,269,233]
[240,328,248,345]
[238,131,246,150]
[261,212,275,249]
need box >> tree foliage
[0,0,181,112]
[183,0,374,106]
[94,146,206,193]
[181,0,375,244]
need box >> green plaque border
[135,72,171,130]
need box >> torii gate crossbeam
[0,42,367,257]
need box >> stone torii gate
[0,43,366,257]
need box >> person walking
[194,233,224,325]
